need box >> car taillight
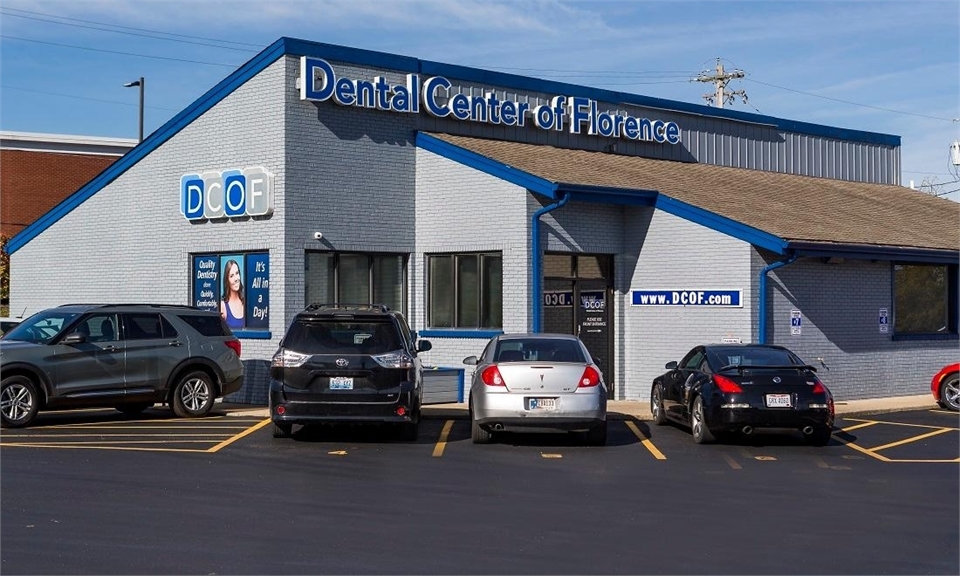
[371,350,414,369]
[226,339,241,356]
[481,365,506,386]
[811,379,826,395]
[713,374,743,393]
[578,366,601,388]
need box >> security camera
[313,231,324,241]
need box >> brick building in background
[1,131,136,237]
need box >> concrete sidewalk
[215,393,939,420]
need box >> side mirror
[62,332,87,345]
[462,355,478,366]
[416,340,432,353]
[665,361,678,370]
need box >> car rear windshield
[710,346,803,370]
[495,338,586,363]
[177,314,230,337]
[283,319,402,354]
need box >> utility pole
[695,58,747,108]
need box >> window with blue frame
[894,263,958,335]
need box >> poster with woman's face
[220,255,245,330]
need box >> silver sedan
[464,333,608,445]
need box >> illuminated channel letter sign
[299,57,681,145]
[180,167,274,221]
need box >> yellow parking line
[833,436,891,462]
[36,417,228,428]
[844,418,959,431]
[840,421,879,432]
[0,443,210,453]
[625,421,666,460]
[207,418,272,452]
[887,457,960,463]
[869,428,954,452]
[432,420,454,458]
[722,454,742,469]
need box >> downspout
[758,253,798,344]
[531,192,569,333]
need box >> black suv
[269,304,432,440]
[0,304,244,428]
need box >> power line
[0,35,239,67]
[1,84,181,112]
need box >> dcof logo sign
[180,167,274,221]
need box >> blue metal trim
[789,243,959,265]
[557,183,658,206]
[418,329,503,339]
[415,133,558,197]
[531,192,570,333]
[7,38,289,255]
[457,368,465,403]
[233,330,273,339]
[758,254,798,344]
[655,195,789,254]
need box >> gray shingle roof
[429,133,960,254]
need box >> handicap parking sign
[790,310,802,335]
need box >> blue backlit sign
[632,290,742,307]
[299,57,681,145]
[181,167,274,221]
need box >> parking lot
[4,406,956,466]
[2,407,957,575]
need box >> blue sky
[2,0,958,201]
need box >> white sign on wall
[879,308,889,333]
[790,310,802,336]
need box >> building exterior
[6,38,958,405]
[1,131,137,238]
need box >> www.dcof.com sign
[299,57,682,145]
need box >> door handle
[168,341,183,347]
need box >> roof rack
[57,303,203,310]
[303,303,391,313]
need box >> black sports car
[650,344,834,445]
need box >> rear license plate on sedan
[765,394,792,408]
[330,377,354,390]
[527,398,557,410]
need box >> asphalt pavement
[216,393,939,420]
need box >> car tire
[471,417,492,444]
[273,422,293,439]
[691,396,716,444]
[398,421,419,441]
[586,422,607,446]
[171,371,215,418]
[806,426,833,446]
[651,383,667,426]
[1,375,40,429]
[115,403,153,417]
[939,374,960,411]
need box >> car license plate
[527,398,557,410]
[330,376,354,390]
[765,393,792,408]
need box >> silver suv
[0,304,244,428]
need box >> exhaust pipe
[493,423,504,431]
[802,426,814,435]
[741,425,754,435]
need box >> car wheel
[1,375,40,428]
[273,422,293,439]
[806,426,833,446]
[171,371,215,418]
[940,374,960,411]
[691,396,716,444]
[398,421,419,441]
[115,403,153,417]
[650,383,667,426]
[586,422,607,446]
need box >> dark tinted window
[283,319,401,354]
[124,314,164,340]
[494,338,585,363]
[177,314,229,336]
[709,346,801,369]
[2,310,80,344]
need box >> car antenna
[18,306,26,319]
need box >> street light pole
[123,77,144,142]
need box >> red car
[931,364,959,411]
